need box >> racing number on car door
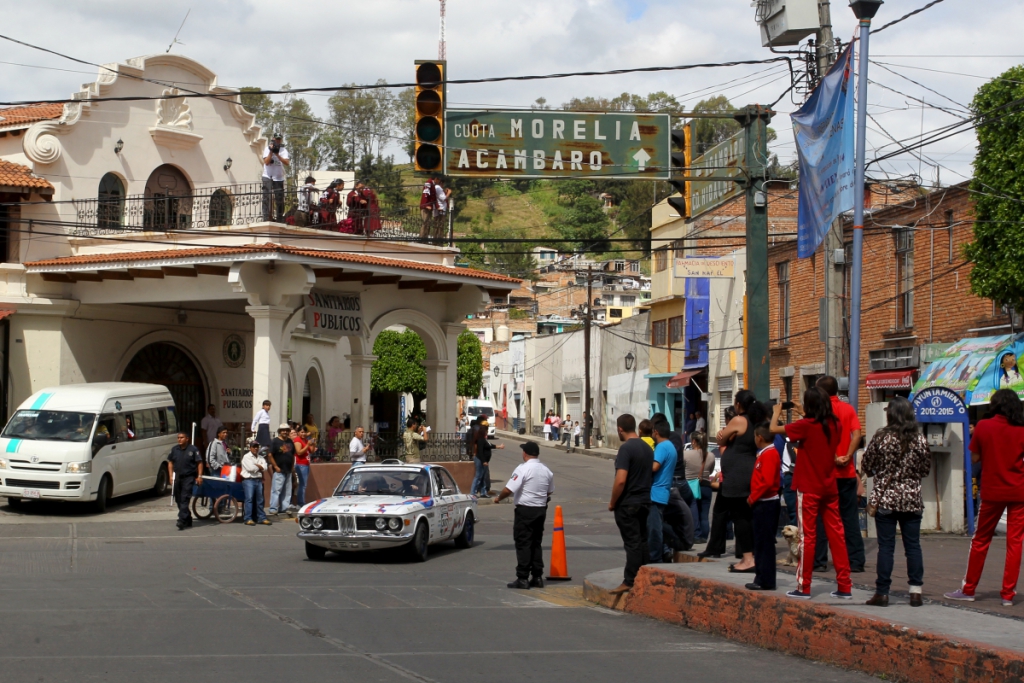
[439,469,466,538]
[432,469,455,540]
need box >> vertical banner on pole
[791,43,857,259]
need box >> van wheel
[7,497,22,509]
[93,475,112,513]
[152,467,169,497]
[305,541,327,560]
[405,521,429,562]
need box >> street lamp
[223,157,233,172]
[625,351,635,371]
[114,138,124,154]
[849,0,883,19]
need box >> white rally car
[297,461,477,562]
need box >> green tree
[371,329,426,396]
[357,154,406,208]
[238,87,331,185]
[327,81,398,170]
[692,95,741,157]
[457,330,483,397]
[966,64,1024,309]
[553,195,611,254]
[556,178,595,205]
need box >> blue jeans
[690,482,712,539]
[242,478,267,523]
[269,470,292,513]
[782,472,798,526]
[874,509,924,595]
[472,457,487,495]
[294,465,309,506]
[552,427,560,441]
[648,503,668,563]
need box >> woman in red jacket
[746,422,781,591]
[946,389,1024,606]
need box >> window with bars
[654,247,668,272]
[896,228,914,329]
[652,319,667,347]
[669,316,684,346]
[777,261,791,344]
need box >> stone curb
[494,429,617,460]
[583,566,1024,683]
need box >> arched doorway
[302,367,322,433]
[121,342,206,437]
[144,164,192,230]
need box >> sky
[0,0,1021,186]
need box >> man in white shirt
[694,410,706,434]
[349,426,370,463]
[494,441,555,589]
[200,404,224,450]
[262,133,290,221]
[431,178,451,241]
[240,441,271,525]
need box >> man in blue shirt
[648,421,694,562]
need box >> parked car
[0,383,178,512]
[297,461,477,562]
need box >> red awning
[865,369,916,390]
[666,368,703,389]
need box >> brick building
[767,182,1003,417]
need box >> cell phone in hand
[781,402,795,410]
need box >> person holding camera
[262,133,290,221]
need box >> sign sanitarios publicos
[444,110,671,179]
[304,290,363,337]
[688,129,746,220]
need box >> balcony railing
[69,182,421,240]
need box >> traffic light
[414,60,446,173]
[667,123,691,219]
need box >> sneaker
[268,509,278,516]
[786,589,812,600]
[259,520,272,526]
[1002,599,1014,607]
[831,591,853,600]
[944,589,975,602]
[245,520,255,526]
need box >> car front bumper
[298,529,414,551]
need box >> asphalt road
[0,438,875,683]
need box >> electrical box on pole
[736,105,774,402]
[414,60,446,173]
[755,0,822,47]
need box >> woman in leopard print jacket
[861,397,931,607]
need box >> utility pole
[818,0,846,381]
[736,105,773,402]
[584,264,593,449]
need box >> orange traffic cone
[547,505,572,581]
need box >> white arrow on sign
[633,148,651,171]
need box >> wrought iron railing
[69,182,419,239]
[311,431,471,463]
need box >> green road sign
[688,130,746,220]
[444,110,672,179]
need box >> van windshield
[467,405,494,417]
[2,410,96,443]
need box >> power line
[870,0,946,34]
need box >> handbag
[687,479,701,501]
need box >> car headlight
[300,517,312,530]
[388,517,401,531]
[66,461,92,474]
[0,458,7,469]
[375,517,386,530]
[312,517,324,529]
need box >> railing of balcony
[69,182,421,240]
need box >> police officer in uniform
[167,432,204,530]
[494,441,555,589]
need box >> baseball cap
[520,441,540,457]
[278,423,291,431]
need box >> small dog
[781,525,801,566]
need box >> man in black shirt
[608,413,653,594]
[167,432,204,530]
[268,424,295,515]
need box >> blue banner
[792,43,856,259]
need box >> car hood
[300,495,435,515]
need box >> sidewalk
[585,560,1024,683]
[495,428,619,460]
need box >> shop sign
[220,387,253,412]
[674,257,735,278]
[304,290,362,337]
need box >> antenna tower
[438,0,447,60]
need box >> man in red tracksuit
[746,423,781,591]
[771,399,852,600]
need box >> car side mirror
[440,488,454,497]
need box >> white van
[465,399,496,438]
[0,383,179,512]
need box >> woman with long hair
[770,386,852,600]
[706,390,767,572]
[861,397,931,607]
[946,389,1024,606]
[684,430,713,542]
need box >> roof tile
[25,243,520,286]
[0,103,64,128]
[0,160,54,193]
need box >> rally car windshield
[335,470,431,497]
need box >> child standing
[573,421,581,448]
[747,422,782,591]
[638,419,655,450]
